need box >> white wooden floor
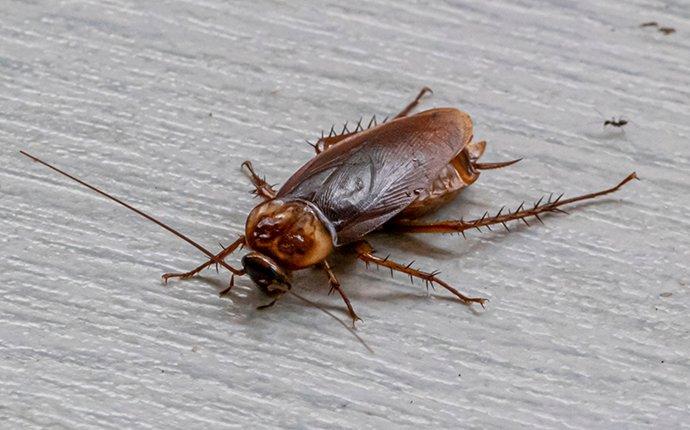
[2,1,689,428]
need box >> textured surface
[2,1,689,428]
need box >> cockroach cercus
[21,87,637,327]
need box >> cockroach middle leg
[354,240,487,307]
[311,117,371,155]
[390,173,638,235]
[242,161,277,199]
[394,86,433,119]
[321,260,361,325]
[309,88,434,155]
[162,236,246,282]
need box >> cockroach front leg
[321,260,361,325]
[354,240,487,307]
[390,173,638,235]
[162,236,246,283]
[242,161,277,200]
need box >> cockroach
[21,87,637,325]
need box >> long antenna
[287,290,374,354]
[20,150,242,274]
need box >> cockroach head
[241,252,291,296]
[245,199,335,270]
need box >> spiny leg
[242,160,277,199]
[161,162,278,285]
[162,236,246,282]
[178,161,276,291]
[354,241,487,307]
[394,86,433,119]
[321,260,361,325]
[308,87,434,155]
[310,115,379,155]
[391,173,638,235]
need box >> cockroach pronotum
[21,87,637,326]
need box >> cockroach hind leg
[394,86,433,119]
[390,173,638,236]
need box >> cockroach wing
[277,108,473,244]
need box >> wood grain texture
[1,1,689,428]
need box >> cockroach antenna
[287,290,374,353]
[19,150,244,275]
[21,150,375,352]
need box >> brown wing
[277,108,473,244]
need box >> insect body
[604,117,629,128]
[22,88,637,324]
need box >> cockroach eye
[241,252,291,296]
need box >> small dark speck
[661,360,665,363]
[209,112,213,117]
[660,292,673,298]
[160,369,165,373]
[409,400,414,404]
[458,373,461,377]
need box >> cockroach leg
[354,241,487,308]
[242,161,277,199]
[162,236,246,282]
[321,260,361,325]
[311,88,433,155]
[257,299,278,310]
[312,133,350,155]
[473,158,522,170]
[394,86,433,119]
[390,173,638,235]
[218,274,235,297]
